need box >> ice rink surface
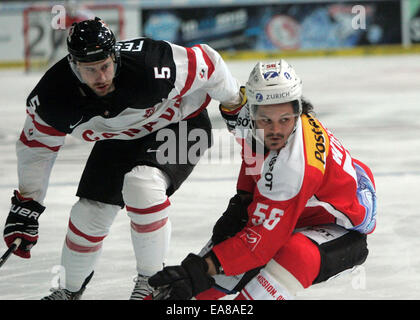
[0,54,420,300]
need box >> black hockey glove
[219,86,247,132]
[3,190,45,258]
[148,253,215,300]
[211,194,251,245]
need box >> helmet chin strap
[276,103,302,151]
[68,55,85,83]
[285,117,300,147]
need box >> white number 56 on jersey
[251,203,284,231]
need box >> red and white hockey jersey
[213,107,376,276]
[17,38,240,204]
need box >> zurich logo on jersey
[256,93,264,102]
[263,71,279,80]
[284,72,292,80]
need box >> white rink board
[0,55,420,300]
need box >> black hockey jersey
[18,38,241,203]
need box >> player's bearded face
[254,103,298,151]
[77,57,116,96]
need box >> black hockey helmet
[67,17,117,62]
[67,17,121,83]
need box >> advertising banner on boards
[410,0,420,43]
[142,1,402,51]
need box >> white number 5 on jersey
[154,67,171,79]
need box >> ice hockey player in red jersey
[2,18,245,300]
[148,60,377,300]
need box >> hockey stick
[0,238,21,269]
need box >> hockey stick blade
[0,238,22,268]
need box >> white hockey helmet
[246,60,303,116]
[245,60,303,147]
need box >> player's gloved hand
[3,190,45,258]
[148,253,215,300]
[211,194,251,245]
[219,86,247,131]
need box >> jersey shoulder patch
[301,114,330,175]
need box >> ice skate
[130,274,154,300]
[41,287,85,300]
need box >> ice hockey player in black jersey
[2,17,246,300]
